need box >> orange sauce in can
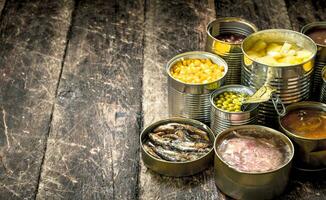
[281,109,326,139]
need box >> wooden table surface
[0,0,325,199]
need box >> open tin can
[214,125,294,200]
[241,29,317,126]
[301,22,326,100]
[278,101,326,172]
[210,85,259,135]
[206,17,258,85]
[167,51,228,124]
[140,117,215,177]
[320,66,326,103]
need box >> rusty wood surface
[0,0,5,15]
[285,0,326,31]
[0,0,74,199]
[36,0,144,199]
[216,0,292,29]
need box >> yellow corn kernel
[170,58,224,84]
[194,59,201,65]
[206,59,213,66]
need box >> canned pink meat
[217,130,291,173]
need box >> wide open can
[167,51,228,124]
[210,85,259,134]
[241,29,317,126]
[320,66,326,103]
[301,22,326,100]
[206,17,257,85]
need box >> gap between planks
[33,0,79,198]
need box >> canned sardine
[301,22,326,100]
[167,51,228,124]
[140,117,215,177]
[206,17,257,85]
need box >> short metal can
[140,117,215,177]
[210,85,259,134]
[278,101,326,171]
[301,22,326,100]
[206,17,258,85]
[167,51,228,124]
[214,125,294,200]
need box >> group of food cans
[169,18,325,127]
[141,17,326,200]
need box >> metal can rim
[210,84,259,114]
[278,101,326,141]
[241,29,318,68]
[301,21,326,48]
[322,66,326,82]
[140,117,215,164]
[166,51,228,86]
[206,17,258,45]
[214,125,295,175]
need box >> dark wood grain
[216,0,292,29]
[285,0,326,31]
[0,0,74,199]
[139,0,226,199]
[279,174,326,200]
[36,0,144,199]
[0,0,6,15]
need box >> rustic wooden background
[0,0,325,199]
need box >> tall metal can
[241,29,317,126]
[206,17,258,85]
[167,51,228,124]
[210,85,259,135]
[321,66,326,103]
[301,22,326,100]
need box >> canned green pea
[210,85,259,134]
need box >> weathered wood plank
[139,0,224,199]
[280,175,326,200]
[285,0,326,31]
[0,0,6,16]
[216,0,292,29]
[36,0,144,199]
[0,0,74,199]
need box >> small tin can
[241,29,317,126]
[167,51,228,124]
[210,85,259,134]
[278,101,326,171]
[214,125,294,200]
[206,17,258,85]
[320,66,326,103]
[140,117,215,177]
[301,22,326,100]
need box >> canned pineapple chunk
[247,40,313,66]
[170,58,225,84]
